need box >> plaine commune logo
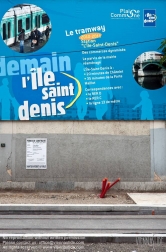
[144,9,157,27]
[111,9,140,19]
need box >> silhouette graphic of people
[0,78,19,120]
[91,60,113,120]
[74,60,113,120]
[74,63,87,120]
[132,90,153,120]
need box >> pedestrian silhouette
[132,91,153,120]
[92,60,113,120]
[74,63,87,120]
[0,78,19,119]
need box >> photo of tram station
[1,4,51,53]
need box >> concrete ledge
[75,182,166,191]
[0,204,166,212]
[0,182,35,190]
[35,182,75,191]
[0,182,166,191]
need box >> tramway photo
[1,3,51,53]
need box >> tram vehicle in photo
[1,4,51,46]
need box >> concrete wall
[150,121,166,181]
[0,121,165,189]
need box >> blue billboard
[0,0,166,120]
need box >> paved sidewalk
[0,191,166,215]
[128,193,166,205]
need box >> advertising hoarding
[0,0,166,120]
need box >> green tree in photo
[158,39,166,65]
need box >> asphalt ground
[0,214,165,234]
[0,212,165,251]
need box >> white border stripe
[0,204,166,207]
[1,234,166,237]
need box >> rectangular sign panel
[26,138,47,169]
[0,0,166,120]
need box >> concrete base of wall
[0,181,166,192]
